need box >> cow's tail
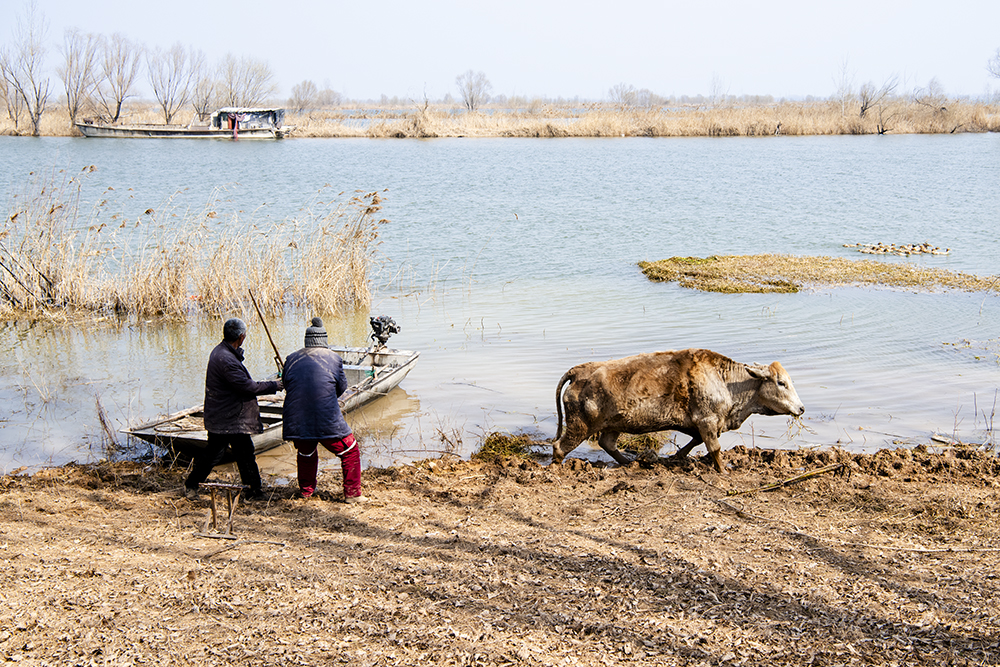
[554,370,574,441]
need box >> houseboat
[76,107,293,139]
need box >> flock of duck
[843,242,951,256]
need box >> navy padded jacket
[281,347,352,441]
[203,341,280,434]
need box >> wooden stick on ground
[726,462,845,496]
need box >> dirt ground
[3,445,1000,666]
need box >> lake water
[2,134,999,473]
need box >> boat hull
[122,347,418,456]
[76,123,286,139]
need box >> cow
[552,348,805,472]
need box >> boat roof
[213,107,285,114]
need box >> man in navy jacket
[184,318,282,501]
[282,317,366,502]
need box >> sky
[4,0,1000,102]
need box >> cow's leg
[701,430,725,473]
[597,431,632,466]
[672,435,704,460]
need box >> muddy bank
[2,445,1000,666]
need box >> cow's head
[746,361,805,417]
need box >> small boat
[76,107,294,139]
[122,344,419,456]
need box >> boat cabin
[210,107,286,132]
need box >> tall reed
[0,172,388,320]
[284,98,1000,138]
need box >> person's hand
[276,378,284,392]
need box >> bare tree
[190,52,214,122]
[0,1,51,136]
[218,53,277,107]
[0,66,25,130]
[709,73,729,107]
[316,86,342,108]
[988,48,1000,80]
[57,28,99,126]
[288,79,318,112]
[608,82,637,108]
[858,76,897,118]
[455,70,491,112]
[634,88,663,108]
[913,77,947,110]
[147,43,196,123]
[97,33,142,122]
[833,57,855,116]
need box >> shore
[2,445,1000,666]
[4,100,999,139]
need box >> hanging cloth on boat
[229,112,248,139]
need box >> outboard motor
[369,315,400,347]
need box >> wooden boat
[122,345,418,456]
[76,107,294,139]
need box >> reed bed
[5,99,998,138]
[282,99,1000,139]
[0,170,388,320]
[0,103,163,137]
[639,254,1000,294]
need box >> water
[2,134,999,472]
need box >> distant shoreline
[4,99,999,139]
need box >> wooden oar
[248,289,284,373]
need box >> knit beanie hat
[304,317,328,348]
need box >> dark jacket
[203,341,280,434]
[281,347,352,441]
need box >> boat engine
[370,315,400,347]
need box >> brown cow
[552,348,805,472]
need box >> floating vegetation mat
[638,254,1000,294]
[844,241,950,256]
[471,432,542,463]
[943,338,1000,364]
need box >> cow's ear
[746,363,771,380]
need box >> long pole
[248,290,283,372]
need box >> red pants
[293,434,361,498]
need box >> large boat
[76,107,294,139]
[122,344,419,456]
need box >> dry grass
[639,254,1000,294]
[5,99,998,139]
[282,99,1000,138]
[0,103,169,137]
[0,170,388,320]
[5,448,1000,665]
[616,432,670,454]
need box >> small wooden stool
[195,482,248,540]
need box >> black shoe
[244,489,266,502]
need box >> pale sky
[5,0,1000,102]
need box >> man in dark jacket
[282,317,366,502]
[184,317,282,501]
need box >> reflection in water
[248,388,422,480]
[0,311,380,472]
